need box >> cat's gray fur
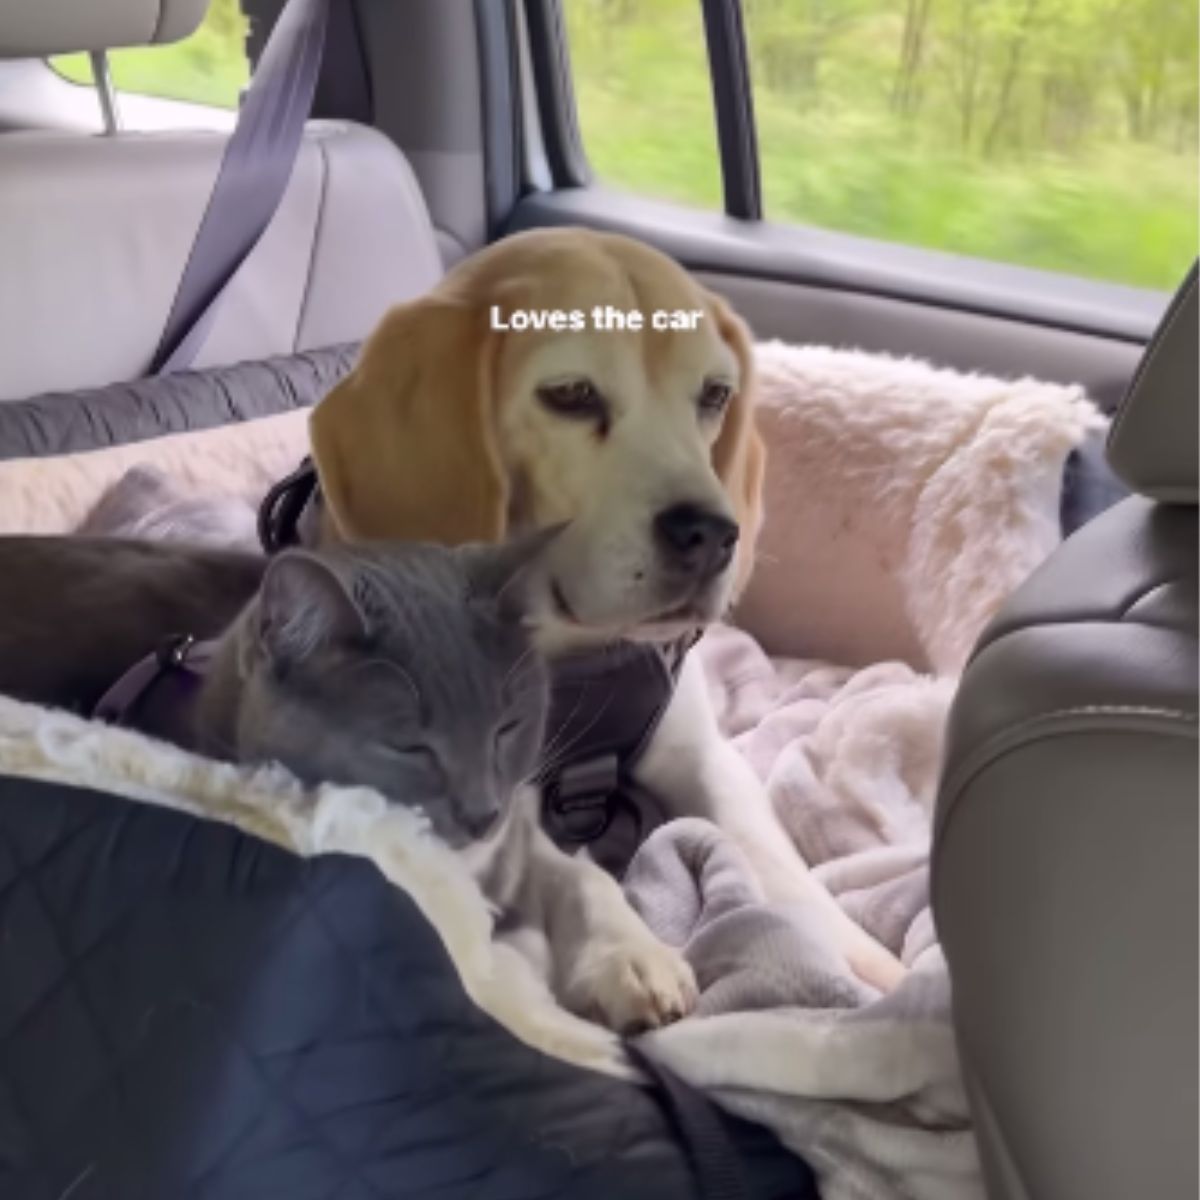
[0,536,265,711]
[78,463,262,552]
[198,538,549,846]
[0,533,550,848]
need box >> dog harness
[259,457,696,876]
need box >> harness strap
[93,635,215,729]
[625,1043,754,1200]
[258,455,319,552]
[544,753,623,844]
[539,632,701,875]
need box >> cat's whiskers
[500,644,538,695]
[533,638,636,778]
[534,684,590,772]
[534,689,617,783]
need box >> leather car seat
[0,0,442,403]
[932,263,1198,1200]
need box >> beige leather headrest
[1107,263,1198,504]
[0,0,209,58]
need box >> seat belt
[152,0,330,375]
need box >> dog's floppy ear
[707,291,766,596]
[309,297,508,544]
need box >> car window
[565,0,1198,290]
[50,0,249,111]
[562,0,722,212]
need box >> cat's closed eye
[493,716,530,757]
[378,742,439,773]
[495,718,522,743]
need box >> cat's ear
[462,524,566,624]
[258,550,366,661]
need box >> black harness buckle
[544,753,621,845]
[156,633,197,669]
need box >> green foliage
[566,0,1198,289]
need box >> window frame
[523,0,1176,344]
[524,0,591,189]
[698,0,761,220]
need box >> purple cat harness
[92,634,216,749]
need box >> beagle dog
[284,228,905,1029]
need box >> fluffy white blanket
[740,342,1104,675]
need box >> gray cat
[0,532,551,848]
[0,531,697,1031]
[199,537,550,846]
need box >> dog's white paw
[566,933,698,1035]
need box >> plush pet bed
[0,346,817,1200]
[0,340,1115,1200]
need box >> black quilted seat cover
[0,775,817,1200]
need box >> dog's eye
[698,379,733,418]
[537,380,608,426]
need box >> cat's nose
[460,806,501,841]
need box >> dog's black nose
[653,503,739,579]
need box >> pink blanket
[627,626,981,1200]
